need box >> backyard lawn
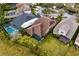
[66,46,79,56]
[0,28,36,56]
[0,28,79,56]
[39,33,69,56]
[38,33,79,56]
[0,40,36,56]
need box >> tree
[36,3,54,8]
[55,3,64,9]
[31,8,36,15]
[0,3,15,25]
[42,8,51,14]
[0,4,14,11]
[56,13,63,22]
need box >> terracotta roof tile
[27,16,56,38]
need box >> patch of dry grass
[0,40,36,56]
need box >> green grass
[66,46,79,56]
[39,33,69,56]
[0,25,79,56]
[38,33,79,56]
[0,40,36,56]
[0,28,36,56]
[0,30,79,56]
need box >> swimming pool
[5,26,18,33]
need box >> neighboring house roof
[53,19,79,42]
[50,13,60,18]
[16,3,31,11]
[35,6,45,17]
[64,3,75,8]
[4,10,23,19]
[10,13,36,29]
[26,16,56,40]
[62,13,77,19]
[58,24,70,36]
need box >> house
[64,3,75,8]
[34,6,45,17]
[53,19,79,44]
[50,13,60,18]
[3,13,39,40]
[4,10,23,19]
[4,3,32,19]
[26,16,57,41]
[10,13,38,29]
[58,24,70,36]
[64,3,79,13]
[16,3,31,14]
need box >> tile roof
[27,16,56,38]
[16,3,31,11]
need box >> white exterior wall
[21,18,38,28]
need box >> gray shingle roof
[53,19,79,40]
[11,13,36,29]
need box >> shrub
[0,4,13,24]
[31,8,36,15]
[56,14,63,22]
[0,4,13,11]
[42,8,51,14]
[18,35,38,48]
[0,28,9,40]
[36,3,54,8]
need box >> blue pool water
[6,27,15,33]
